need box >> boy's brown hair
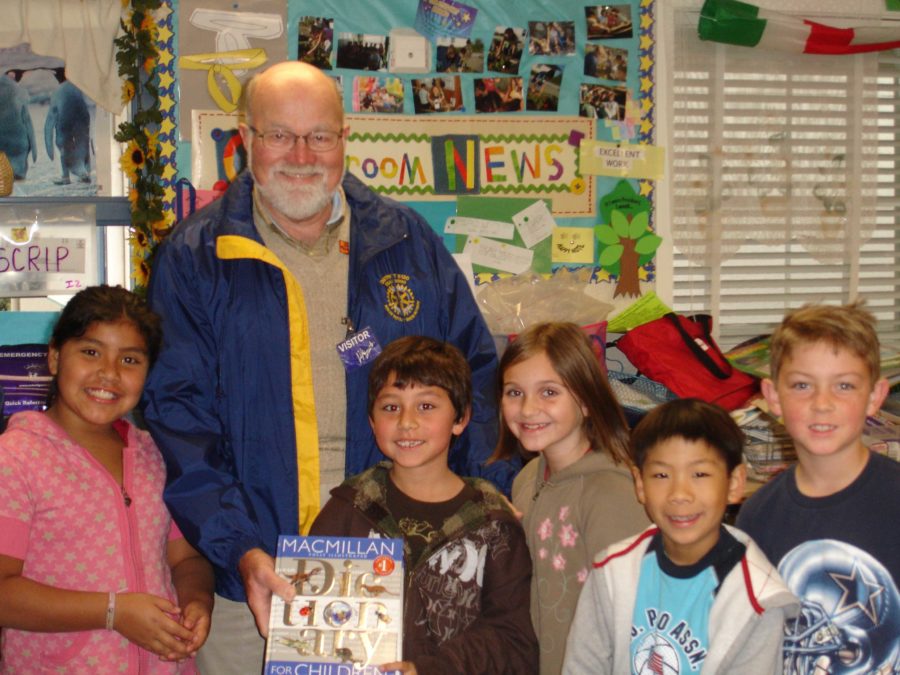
[769,301,880,384]
[490,322,630,465]
[367,335,471,423]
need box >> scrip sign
[0,204,98,297]
[0,238,86,274]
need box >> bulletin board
[152,0,659,303]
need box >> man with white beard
[141,61,509,674]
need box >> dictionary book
[264,535,405,675]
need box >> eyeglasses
[248,127,342,153]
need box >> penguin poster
[0,44,112,197]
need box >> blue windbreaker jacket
[142,171,516,600]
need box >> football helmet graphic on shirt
[778,539,899,675]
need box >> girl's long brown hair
[490,322,630,465]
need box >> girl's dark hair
[50,285,162,365]
[490,322,631,465]
[368,335,471,423]
[630,398,745,473]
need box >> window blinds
[667,7,898,349]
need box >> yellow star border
[637,0,657,204]
[156,0,178,230]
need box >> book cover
[264,535,404,675]
[0,344,51,421]
[724,334,771,379]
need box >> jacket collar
[216,171,260,240]
[335,462,514,570]
[342,173,411,266]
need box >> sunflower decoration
[130,251,153,289]
[115,0,165,297]
[131,228,151,255]
[121,79,136,106]
[119,139,146,182]
[144,129,161,159]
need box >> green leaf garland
[115,0,165,295]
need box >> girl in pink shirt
[0,286,214,674]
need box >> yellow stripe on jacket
[216,234,320,535]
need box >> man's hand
[238,548,296,637]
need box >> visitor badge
[336,326,382,371]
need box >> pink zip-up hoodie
[0,411,196,674]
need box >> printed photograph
[526,64,563,112]
[474,77,524,113]
[528,21,575,56]
[336,33,389,71]
[436,37,484,73]
[584,44,628,81]
[411,76,464,113]
[0,44,107,197]
[352,76,404,113]
[487,26,525,74]
[585,5,634,40]
[297,16,334,70]
[579,83,627,120]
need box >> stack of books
[732,405,797,482]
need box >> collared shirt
[253,187,346,257]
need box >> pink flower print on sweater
[535,503,584,577]
[559,523,579,548]
[537,517,554,541]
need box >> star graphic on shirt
[829,561,884,625]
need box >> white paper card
[444,216,515,240]
[511,201,556,249]
[389,29,430,73]
[463,237,534,274]
[451,252,478,298]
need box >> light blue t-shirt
[630,528,744,674]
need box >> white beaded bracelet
[105,592,116,631]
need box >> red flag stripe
[804,20,900,55]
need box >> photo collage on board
[293,2,635,118]
[580,4,632,120]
